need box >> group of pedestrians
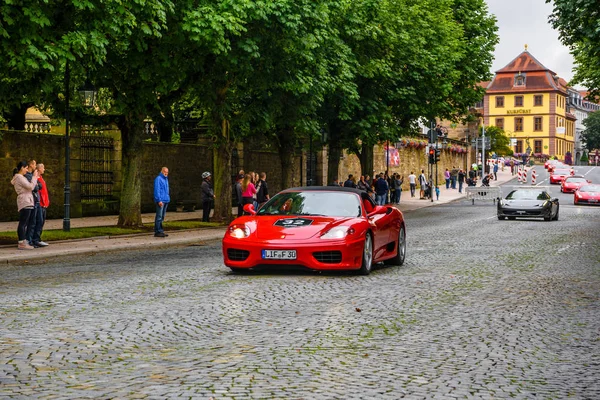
[331,171,404,206]
[233,170,270,217]
[153,167,215,238]
[10,159,50,250]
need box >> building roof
[496,50,555,74]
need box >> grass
[0,220,223,245]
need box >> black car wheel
[357,232,373,275]
[497,215,505,220]
[384,224,406,266]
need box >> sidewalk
[0,169,518,265]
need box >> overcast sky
[485,0,577,85]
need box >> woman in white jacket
[11,161,39,250]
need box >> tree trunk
[6,103,33,131]
[279,127,296,189]
[360,142,375,177]
[117,113,144,227]
[212,119,233,223]
[327,145,341,185]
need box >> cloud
[485,0,576,84]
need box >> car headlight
[229,225,250,238]
[542,201,549,207]
[321,226,355,239]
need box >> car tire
[497,215,505,220]
[384,224,406,266]
[357,232,373,275]
[552,206,559,221]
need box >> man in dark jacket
[256,172,270,207]
[343,174,356,188]
[153,167,170,237]
[374,173,389,205]
[201,171,214,222]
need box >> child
[435,186,440,200]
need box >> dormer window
[514,72,526,87]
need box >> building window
[514,72,526,87]
[514,96,524,107]
[515,117,523,131]
[534,140,542,154]
[516,140,523,154]
[534,117,543,131]
[534,95,543,106]
[495,118,504,129]
[474,100,484,108]
[496,96,504,108]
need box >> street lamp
[63,64,97,232]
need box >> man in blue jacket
[153,167,170,237]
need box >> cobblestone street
[1,199,599,399]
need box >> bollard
[523,168,528,184]
[531,169,537,185]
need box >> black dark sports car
[497,187,559,221]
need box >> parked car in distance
[574,184,600,206]
[561,175,591,193]
[222,186,406,275]
[497,187,559,221]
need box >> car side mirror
[367,205,387,218]
[243,204,256,216]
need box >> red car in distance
[561,175,591,193]
[549,168,574,184]
[222,187,406,275]
[574,184,600,206]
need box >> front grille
[313,251,342,264]
[227,249,250,261]
[503,210,543,216]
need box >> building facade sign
[507,109,531,114]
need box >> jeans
[202,200,211,222]
[410,183,416,197]
[445,178,450,189]
[154,202,168,234]
[31,207,47,244]
[451,176,457,189]
[26,204,39,243]
[394,189,401,203]
[458,181,464,193]
[375,194,386,206]
[18,208,33,241]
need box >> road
[1,171,599,399]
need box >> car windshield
[257,191,362,217]
[553,169,570,174]
[506,189,551,200]
[565,177,587,183]
[580,185,600,193]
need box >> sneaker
[36,241,49,247]
[18,241,34,250]
[154,233,166,238]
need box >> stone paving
[1,189,599,398]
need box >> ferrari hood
[254,216,353,240]
[502,199,546,207]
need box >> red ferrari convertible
[549,168,574,184]
[574,184,600,206]
[561,175,591,193]
[222,187,406,275]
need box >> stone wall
[0,131,66,221]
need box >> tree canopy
[582,111,600,151]
[547,0,600,99]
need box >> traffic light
[435,149,441,163]
[428,148,435,164]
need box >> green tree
[547,0,600,98]
[582,111,600,151]
[483,126,512,156]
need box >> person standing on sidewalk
[419,170,427,199]
[457,169,466,193]
[444,168,451,189]
[11,161,39,250]
[25,159,41,246]
[153,167,170,237]
[408,171,416,197]
[234,173,244,217]
[31,163,50,247]
[393,173,403,204]
[450,166,458,189]
[374,173,389,205]
[493,161,499,180]
[256,172,270,207]
[201,171,214,222]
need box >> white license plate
[262,250,297,260]
[589,199,598,203]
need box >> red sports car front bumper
[222,236,366,271]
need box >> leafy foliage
[547,0,600,98]
[582,111,600,151]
